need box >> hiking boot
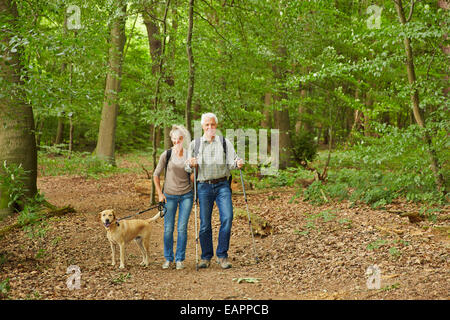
[176,261,185,270]
[162,260,172,269]
[198,259,210,269]
[216,257,232,269]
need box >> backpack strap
[220,135,227,159]
[162,149,172,194]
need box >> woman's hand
[158,193,167,203]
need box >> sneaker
[176,261,185,270]
[216,257,232,269]
[198,259,210,269]
[162,260,172,269]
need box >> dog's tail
[147,211,162,222]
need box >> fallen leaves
[0,174,448,300]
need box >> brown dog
[100,209,160,269]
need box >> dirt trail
[0,172,449,300]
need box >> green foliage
[294,209,337,236]
[367,239,387,251]
[111,273,131,285]
[0,162,47,238]
[0,161,29,210]
[2,0,447,203]
[0,278,11,299]
[38,148,128,178]
[291,130,318,163]
[299,124,448,207]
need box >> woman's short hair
[169,124,191,148]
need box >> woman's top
[153,149,192,195]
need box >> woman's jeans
[163,190,193,262]
[197,180,233,260]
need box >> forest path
[0,170,448,300]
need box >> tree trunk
[394,0,446,193]
[364,92,373,137]
[261,93,272,128]
[165,0,178,149]
[143,0,174,150]
[295,89,307,133]
[272,47,294,170]
[438,1,449,95]
[68,113,74,159]
[0,0,38,217]
[95,1,127,165]
[185,0,195,137]
[144,0,171,205]
[55,113,65,145]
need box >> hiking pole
[193,165,199,271]
[239,168,259,263]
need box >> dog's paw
[119,264,125,269]
[140,261,149,267]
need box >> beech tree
[95,0,127,165]
[0,0,38,216]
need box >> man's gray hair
[201,112,218,125]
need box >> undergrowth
[38,145,129,178]
[243,124,448,208]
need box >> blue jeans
[163,190,193,262]
[197,180,233,260]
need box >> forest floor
[0,155,449,300]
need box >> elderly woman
[153,125,193,270]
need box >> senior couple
[153,113,244,270]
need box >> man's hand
[236,158,244,169]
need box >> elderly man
[185,113,244,269]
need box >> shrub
[291,130,318,163]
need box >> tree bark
[0,0,38,217]
[55,113,65,146]
[438,1,449,96]
[261,92,272,128]
[95,1,127,165]
[394,0,446,193]
[185,0,195,137]
[272,48,294,170]
[144,0,171,204]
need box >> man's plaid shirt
[184,135,242,182]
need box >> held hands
[189,157,198,168]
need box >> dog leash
[116,202,166,225]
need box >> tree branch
[406,0,416,22]
[193,10,233,47]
